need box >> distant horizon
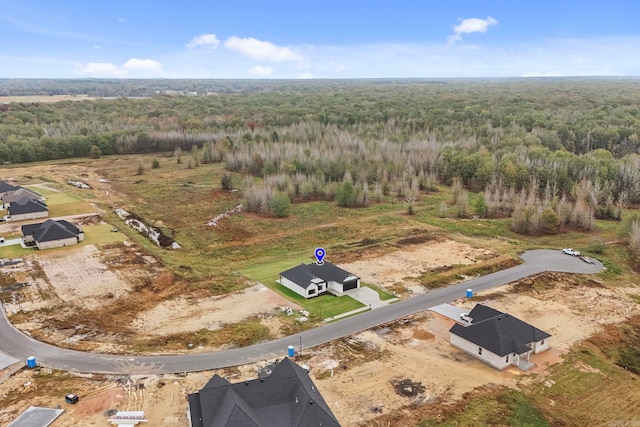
[2,75,640,81]
[2,1,640,79]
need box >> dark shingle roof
[0,181,18,193]
[280,264,322,289]
[188,357,341,427]
[7,197,48,215]
[21,219,81,243]
[450,304,551,357]
[307,261,358,284]
[33,219,78,242]
[280,262,359,290]
[467,304,503,323]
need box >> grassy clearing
[403,386,550,427]
[82,222,128,245]
[130,317,272,352]
[34,187,97,217]
[362,282,395,300]
[0,242,31,258]
[418,256,520,289]
[527,341,640,425]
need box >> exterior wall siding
[9,211,48,222]
[450,333,510,370]
[533,338,550,353]
[37,237,78,250]
[280,277,307,298]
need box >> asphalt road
[0,250,603,374]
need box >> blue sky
[1,0,639,78]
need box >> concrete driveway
[0,238,25,247]
[344,286,392,309]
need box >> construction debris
[392,378,426,397]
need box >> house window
[540,340,544,345]
[506,355,509,363]
[478,347,482,355]
[308,289,316,295]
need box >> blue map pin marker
[314,247,326,265]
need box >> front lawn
[241,259,365,318]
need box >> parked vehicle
[562,248,580,256]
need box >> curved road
[0,250,603,374]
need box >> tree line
[2,79,640,240]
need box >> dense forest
[2,78,640,238]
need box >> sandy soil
[3,229,639,426]
[30,245,131,310]
[6,236,484,344]
[2,272,639,426]
[131,283,300,335]
[341,240,494,294]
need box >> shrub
[89,145,101,159]
[269,192,291,218]
[335,181,356,207]
[151,157,160,169]
[221,174,233,191]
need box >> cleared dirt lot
[341,239,495,294]
[3,236,490,352]
[3,274,636,427]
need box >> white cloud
[123,58,162,72]
[186,34,220,49]
[93,45,101,50]
[448,16,498,44]
[297,72,313,79]
[249,65,273,76]
[80,62,125,77]
[79,58,162,77]
[224,36,302,61]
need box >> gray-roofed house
[21,219,85,250]
[6,197,48,222]
[449,304,551,371]
[0,180,18,195]
[187,357,341,427]
[279,261,360,298]
[1,187,44,209]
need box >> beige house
[1,187,44,209]
[21,219,85,250]
[7,197,48,222]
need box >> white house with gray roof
[279,261,360,298]
[449,304,550,371]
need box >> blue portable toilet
[287,345,295,357]
[466,288,473,298]
[26,356,36,368]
